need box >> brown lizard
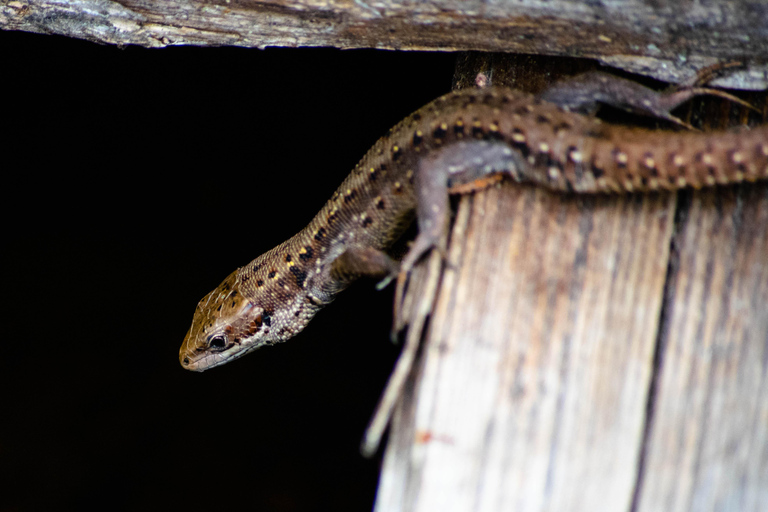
[179,72,768,372]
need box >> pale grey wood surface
[636,187,768,512]
[3,0,768,87]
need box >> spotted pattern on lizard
[180,77,768,371]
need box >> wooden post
[374,55,768,512]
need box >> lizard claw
[399,232,443,276]
[376,273,396,291]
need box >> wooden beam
[2,0,768,87]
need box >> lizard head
[179,269,277,372]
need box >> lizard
[179,71,768,372]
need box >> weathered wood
[2,0,768,88]
[636,186,768,512]
[376,185,679,512]
[374,56,768,512]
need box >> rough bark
[3,0,768,88]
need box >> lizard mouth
[179,301,267,372]
[179,338,260,372]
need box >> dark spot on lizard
[375,197,386,210]
[392,146,402,161]
[285,254,292,263]
[362,216,373,228]
[268,270,277,279]
[433,124,447,140]
[514,105,532,116]
[585,127,606,139]
[289,266,307,288]
[640,152,659,176]
[314,227,327,240]
[256,279,264,287]
[543,154,562,171]
[252,264,261,272]
[413,131,423,146]
[300,246,314,261]
[509,128,530,157]
[344,190,357,203]
[486,121,502,140]
[590,154,605,178]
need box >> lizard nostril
[182,357,190,365]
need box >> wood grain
[2,0,768,88]
[636,186,768,512]
[376,186,679,512]
[374,57,768,512]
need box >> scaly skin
[180,81,768,371]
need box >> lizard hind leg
[538,70,755,130]
[388,139,525,341]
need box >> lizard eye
[208,335,228,350]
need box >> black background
[2,29,455,511]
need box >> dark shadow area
[1,30,455,512]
